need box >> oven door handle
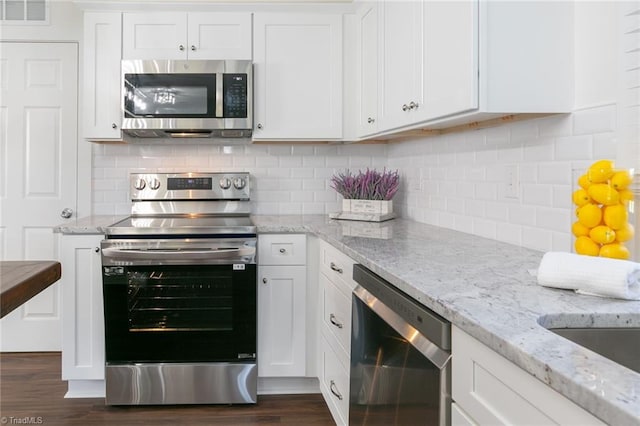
[101,246,255,261]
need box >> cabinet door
[258,265,306,377]
[60,235,105,380]
[378,0,423,131]
[187,13,252,60]
[357,4,379,137]
[83,12,122,140]
[122,12,187,59]
[421,0,478,121]
[253,13,342,140]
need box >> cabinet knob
[111,123,117,129]
[367,117,375,124]
[262,278,268,284]
[402,104,409,111]
[257,123,263,130]
[409,101,419,110]
[279,248,286,254]
[94,247,100,253]
[60,208,73,219]
[178,44,185,51]
[191,45,196,51]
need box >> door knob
[60,208,73,219]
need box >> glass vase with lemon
[572,160,636,260]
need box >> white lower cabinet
[59,234,106,397]
[317,240,357,425]
[257,234,307,378]
[452,326,604,425]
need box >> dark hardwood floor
[0,352,334,425]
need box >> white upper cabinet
[359,0,572,138]
[83,12,122,141]
[122,12,252,60]
[377,0,424,132]
[357,4,379,136]
[253,13,343,140]
[376,0,478,133]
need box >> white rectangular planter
[342,199,393,215]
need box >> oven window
[127,270,233,332]
[124,73,216,118]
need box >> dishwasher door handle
[353,284,451,370]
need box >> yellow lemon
[587,159,615,183]
[575,236,601,256]
[599,243,630,260]
[619,189,634,205]
[611,170,633,190]
[571,221,591,237]
[589,225,616,244]
[615,223,635,243]
[577,204,603,228]
[572,189,591,207]
[577,174,591,190]
[587,183,619,206]
[603,204,628,230]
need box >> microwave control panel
[223,74,248,118]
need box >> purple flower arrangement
[330,168,400,201]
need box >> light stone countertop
[57,214,640,424]
[53,215,126,234]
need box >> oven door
[101,238,256,363]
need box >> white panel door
[122,12,187,60]
[253,13,343,140]
[257,265,306,377]
[187,13,252,60]
[0,42,78,351]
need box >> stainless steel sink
[547,327,640,374]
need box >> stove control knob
[233,177,246,190]
[148,178,161,190]
[133,178,146,190]
[219,178,232,190]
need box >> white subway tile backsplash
[522,226,553,251]
[554,135,593,160]
[536,207,570,232]
[472,218,497,239]
[496,223,522,245]
[573,104,616,135]
[508,205,536,226]
[537,163,572,184]
[537,114,572,138]
[522,184,553,206]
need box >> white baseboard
[65,379,105,398]
[258,377,321,395]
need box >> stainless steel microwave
[121,59,253,142]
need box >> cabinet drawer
[258,234,306,265]
[319,333,350,426]
[320,273,351,356]
[319,240,357,292]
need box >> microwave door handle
[101,247,255,261]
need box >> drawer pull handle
[329,313,343,329]
[279,248,286,253]
[330,262,343,274]
[329,380,343,400]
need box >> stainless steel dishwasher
[350,264,451,425]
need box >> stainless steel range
[101,172,257,405]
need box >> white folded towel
[537,252,640,300]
